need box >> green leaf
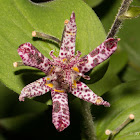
[84,0,103,8]
[121,65,140,82]
[119,6,140,19]
[0,0,106,94]
[93,80,140,140]
[0,82,48,118]
[0,100,82,139]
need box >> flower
[16,12,119,131]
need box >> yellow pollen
[46,77,50,81]
[49,67,54,74]
[66,32,75,36]
[96,97,103,104]
[72,67,79,72]
[62,58,67,62]
[54,89,65,93]
[46,83,54,88]
[72,80,77,88]
[64,19,69,24]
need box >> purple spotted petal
[19,77,51,101]
[18,43,51,74]
[59,12,77,58]
[71,81,110,107]
[51,90,70,132]
[78,38,119,73]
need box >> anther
[13,61,24,67]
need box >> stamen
[78,73,90,80]
[46,83,54,88]
[72,66,79,72]
[62,58,67,62]
[49,50,57,60]
[46,77,50,81]
[32,31,61,44]
[75,51,82,58]
[49,67,54,75]
[13,61,24,67]
[72,80,77,88]
[49,51,63,67]
[81,75,90,80]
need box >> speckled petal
[59,12,77,58]
[18,43,51,74]
[78,38,119,73]
[19,77,51,101]
[51,90,70,132]
[71,81,110,107]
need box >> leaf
[119,6,140,19]
[0,101,82,139]
[121,65,140,82]
[0,0,106,94]
[0,82,48,118]
[84,0,103,8]
[92,80,140,140]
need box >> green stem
[81,100,96,140]
[107,0,133,39]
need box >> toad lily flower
[14,12,119,131]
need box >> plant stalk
[81,100,96,140]
[107,0,133,39]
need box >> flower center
[45,51,90,92]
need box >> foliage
[0,0,140,139]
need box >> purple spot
[101,49,105,54]
[90,48,99,57]
[105,39,117,51]
[85,89,88,92]
[84,68,88,71]
[92,58,99,66]
[53,101,61,113]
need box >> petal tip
[55,121,70,132]
[95,97,110,107]
[19,95,25,101]
[103,101,110,107]
[70,11,75,21]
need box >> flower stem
[106,0,133,39]
[81,100,96,140]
